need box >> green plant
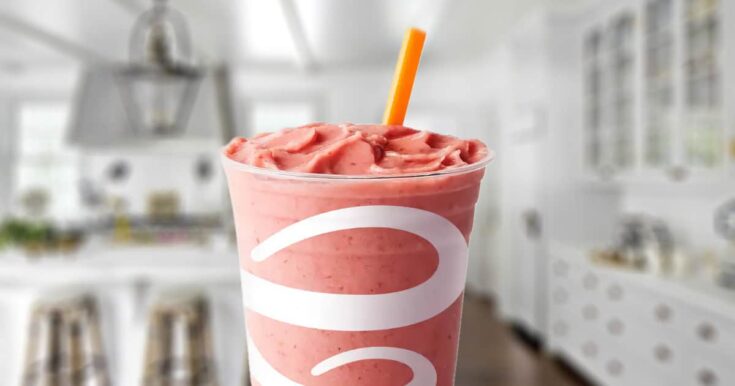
[0,219,54,248]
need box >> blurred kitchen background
[0,0,734,385]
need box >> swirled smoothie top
[225,123,488,175]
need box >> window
[240,0,297,61]
[404,110,460,136]
[15,101,80,222]
[248,100,318,134]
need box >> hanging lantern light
[118,0,202,137]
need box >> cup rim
[220,149,494,181]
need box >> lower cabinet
[0,276,245,386]
[547,254,735,386]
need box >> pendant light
[118,0,202,137]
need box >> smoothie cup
[222,148,490,386]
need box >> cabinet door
[609,13,638,173]
[584,29,606,174]
[643,0,677,170]
[682,0,725,170]
[547,258,678,385]
[583,10,639,180]
[583,0,732,182]
[668,299,735,386]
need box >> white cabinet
[0,248,246,386]
[548,252,735,386]
[581,0,734,183]
[582,1,640,180]
[643,0,677,169]
[495,13,555,338]
[494,9,623,340]
[681,0,725,171]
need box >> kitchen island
[0,240,245,386]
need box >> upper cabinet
[582,0,732,183]
[583,2,639,179]
[644,0,675,170]
[610,13,637,173]
[584,12,637,180]
[584,29,604,174]
[682,0,722,169]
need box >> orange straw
[383,27,426,126]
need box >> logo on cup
[241,206,469,385]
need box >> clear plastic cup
[222,152,491,386]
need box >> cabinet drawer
[560,329,667,386]
[679,352,735,386]
[596,310,690,386]
[550,300,680,386]
[668,304,735,383]
[549,255,735,386]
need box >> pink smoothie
[223,123,489,386]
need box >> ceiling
[0,0,591,71]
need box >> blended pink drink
[223,123,490,386]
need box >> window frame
[10,94,80,221]
[240,91,326,137]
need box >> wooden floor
[456,296,590,386]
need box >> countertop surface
[548,242,735,319]
[0,238,240,286]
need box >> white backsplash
[82,146,225,217]
[623,183,735,254]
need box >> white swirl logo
[241,205,468,385]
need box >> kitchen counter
[0,239,240,286]
[548,242,735,319]
[0,239,245,386]
[547,242,735,386]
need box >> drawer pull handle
[698,368,718,385]
[553,261,569,277]
[582,342,598,358]
[553,288,568,305]
[606,360,624,376]
[654,344,672,363]
[697,323,717,342]
[607,319,624,336]
[583,273,598,290]
[582,305,599,321]
[654,304,672,322]
[607,285,624,301]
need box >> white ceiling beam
[277,0,317,71]
[0,12,109,63]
